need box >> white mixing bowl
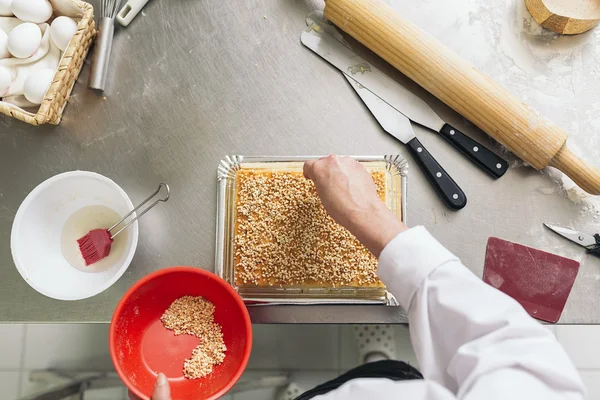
[11,171,139,300]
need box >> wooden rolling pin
[324,0,600,195]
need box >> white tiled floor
[339,325,418,371]
[249,325,340,370]
[2,323,600,399]
[230,370,340,400]
[19,372,63,399]
[0,371,21,400]
[23,324,112,370]
[0,324,25,369]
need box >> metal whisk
[89,0,122,91]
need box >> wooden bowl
[526,0,600,35]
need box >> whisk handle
[89,17,115,91]
[109,183,170,239]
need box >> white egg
[23,68,55,104]
[0,0,13,16]
[50,16,77,51]
[7,23,42,59]
[11,0,53,23]
[0,65,11,96]
[0,29,9,59]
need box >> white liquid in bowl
[61,205,129,273]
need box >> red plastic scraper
[483,237,580,323]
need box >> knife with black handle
[405,136,467,210]
[301,19,509,179]
[346,75,467,210]
[439,124,508,178]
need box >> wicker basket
[0,0,96,126]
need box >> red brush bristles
[77,229,113,266]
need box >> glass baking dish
[215,155,407,305]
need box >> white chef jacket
[316,227,585,400]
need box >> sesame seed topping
[161,296,226,379]
[234,170,386,288]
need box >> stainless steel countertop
[1,0,599,323]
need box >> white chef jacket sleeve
[376,226,585,399]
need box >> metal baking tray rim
[215,155,408,306]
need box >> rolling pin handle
[549,146,600,196]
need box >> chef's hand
[128,373,171,400]
[304,155,407,257]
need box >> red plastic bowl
[109,266,252,400]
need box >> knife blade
[345,76,466,210]
[544,223,600,258]
[301,17,509,179]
